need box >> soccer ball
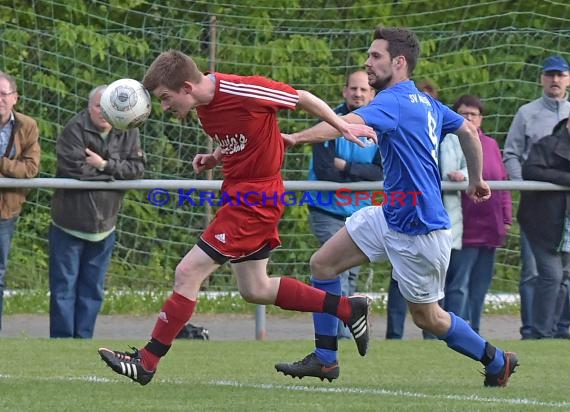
[100,78,152,130]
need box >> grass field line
[213,379,570,409]
[1,373,567,409]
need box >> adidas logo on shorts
[215,233,226,243]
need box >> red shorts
[200,175,285,259]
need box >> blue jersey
[354,80,464,235]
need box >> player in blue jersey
[275,27,518,387]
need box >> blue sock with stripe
[441,311,505,373]
[312,277,341,364]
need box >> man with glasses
[0,72,41,332]
[503,55,570,340]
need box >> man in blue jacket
[306,71,382,338]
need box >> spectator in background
[49,85,145,338]
[503,55,570,339]
[416,79,439,99]
[443,95,512,334]
[307,70,382,339]
[0,72,41,332]
[518,117,570,339]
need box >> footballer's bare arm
[288,90,375,147]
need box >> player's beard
[369,71,392,92]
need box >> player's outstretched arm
[289,90,376,147]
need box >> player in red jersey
[98,50,376,385]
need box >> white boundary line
[1,374,568,409]
[212,379,569,409]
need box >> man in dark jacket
[49,85,145,338]
[519,117,570,339]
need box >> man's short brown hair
[143,50,202,92]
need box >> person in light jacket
[443,95,512,334]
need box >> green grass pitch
[0,338,567,411]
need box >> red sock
[274,277,327,312]
[140,291,196,371]
[274,277,353,322]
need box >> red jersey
[196,73,299,181]
[197,73,299,260]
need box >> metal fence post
[255,304,266,340]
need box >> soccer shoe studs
[275,353,340,382]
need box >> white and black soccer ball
[100,78,152,130]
